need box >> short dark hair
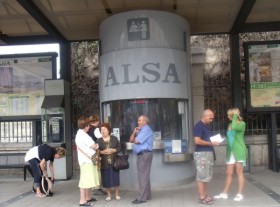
[77,116,90,129]
[100,122,111,134]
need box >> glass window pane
[107,99,183,142]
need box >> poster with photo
[244,41,280,112]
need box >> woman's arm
[39,159,47,176]
[231,114,246,132]
[96,139,106,155]
[49,161,54,181]
[104,137,120,154]
[115,138,122,154]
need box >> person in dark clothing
[88,115,102,142]
[97,123,122,201]
[193,109,220,205]
[25,144,66,197]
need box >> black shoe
[79,202,94,206]
[132,199,146,204]
[86,198,97,202]
[93,189,107,195]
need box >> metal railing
[204,70,280,135]
[0,121,33,143]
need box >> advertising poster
[0,53,56,117]
[245,42,280,111]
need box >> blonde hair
[227,108,243,121]
[89,114,100,123]
[55,147,66,157]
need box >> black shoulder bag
[113,148,129,170]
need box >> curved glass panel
[104,99,183,143]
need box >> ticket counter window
[103,99,186,143]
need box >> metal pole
[271,112,277,172]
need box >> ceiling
[0,0,280,45]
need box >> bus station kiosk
[99,10,195,189]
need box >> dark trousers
[28,158,42,187]
[136,152,153,201]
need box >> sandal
[35,193,46,198]
[198,197,214,205]
[205,195,215,201]
[105,196,111,201]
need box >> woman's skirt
[79,163,100,189]
[101,165,120,188]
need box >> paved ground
[0,166,280,207]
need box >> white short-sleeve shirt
[24,146,40,162]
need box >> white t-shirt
[94,128,102,139]
[75,129,96,166]
[24,146,40,162]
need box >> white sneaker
[214,193,228,199]
[233,194,243,201]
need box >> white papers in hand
[210,134,224,143]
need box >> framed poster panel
[0,52,57,119]
[244,41,280,112]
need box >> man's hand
[211,141,220,146]
[134,127,140,134]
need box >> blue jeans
[28,158,42,188]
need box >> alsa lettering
[105,63,181,87]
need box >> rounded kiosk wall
[99,10,195,189]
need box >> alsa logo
[127,17,150,41]
[104,63,181,87]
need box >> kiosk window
[106,99,185,143]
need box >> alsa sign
[99,48,189,101]
[104,63,181,87]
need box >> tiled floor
[0,166,280,207]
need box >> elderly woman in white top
[75,116,100,206]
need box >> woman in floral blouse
[97,123,121,201]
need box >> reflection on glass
[107,99,183,142]
[41,107,64,143]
